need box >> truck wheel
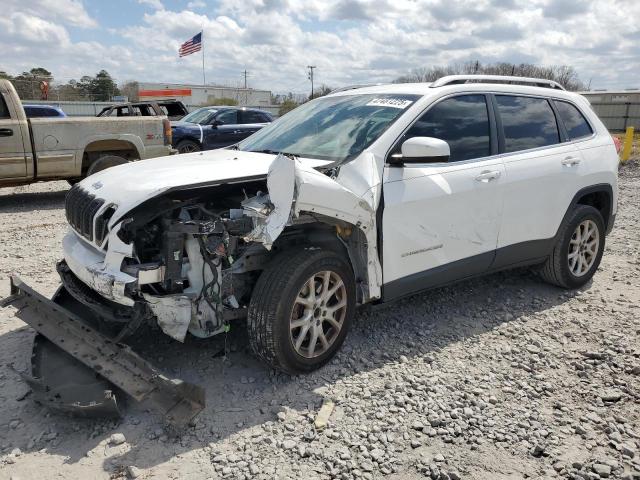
[540,205,605,289]
[247,248,356,374]
[86,154,129,177]
[176,140,201,154]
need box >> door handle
[475,170,501,182]
[561,156,581,166]
[0,128,13,137]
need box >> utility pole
[242,70,250,105]
[307,65,316,99]
[242,69,249,89]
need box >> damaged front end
[2,151,384,424]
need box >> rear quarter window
[495,95,560,153]
[554,100,593,140]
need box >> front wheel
[540,205,605,288]
[176,139,201,154]
[247,248,356,374]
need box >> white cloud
[0,0,639,92]
[187,0,206,9]
[138,0,164,9]
[4,0,96,28]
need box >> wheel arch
[81,138,141,175]
[270,219,372,304]
[560,184,614,237]
[175,135,202,147]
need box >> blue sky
[1,0,639,93]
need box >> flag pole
[201,30,206,86]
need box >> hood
[78,149,332,227]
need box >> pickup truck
[0,79,173,187]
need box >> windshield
[182,108,218,124]
[238,93,420,162]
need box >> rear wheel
[176,139,201,154]
[86,154,130,177]
[247,248,355,374]
[540,205,605,288]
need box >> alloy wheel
[289,270,347,359]
[568,219,599,277]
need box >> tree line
[393,61,586,91]
[0,67,122,101]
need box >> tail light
[163,118,172,146]
[612,135,622,154]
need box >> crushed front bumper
[1,275,205,427]
[63,230,136,306]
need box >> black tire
[540,205,605,289]
[86,154,130,177]
[247,248,356,374]
[176,139,202,154]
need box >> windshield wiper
[249,149,284,155]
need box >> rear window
[496,95,560,153]
[554,101,593,140]
[0,96,10,119]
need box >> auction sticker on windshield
[366,98,414,109]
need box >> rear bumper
[63,230,136,306]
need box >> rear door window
[554,100,593,140]
[241,110,266,124]
[398,94,491,162]
[495,95,560,153]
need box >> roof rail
[330,83,382,94]
[430,75,566,91]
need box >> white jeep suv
[19,75,620,375]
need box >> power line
[307,65,316,99]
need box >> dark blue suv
[171,106,273,153]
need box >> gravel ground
[0,162,639,480]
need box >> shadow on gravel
[0,189,68,213]
[0,265,584,473]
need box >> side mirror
[391,137,450,166]
[210,119,222,127]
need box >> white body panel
[382,158,505,283]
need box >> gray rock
[282,440,296,450]
[593,463,612,478]
[127,466,143,479]
[600,390,622,402]
[109,433,126,446]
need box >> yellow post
[621,126,634,163]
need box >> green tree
[90,70,120,101]
[278,99,298,116]
[12,67,53,99]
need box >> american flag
[179,32,202,57]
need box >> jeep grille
[65,184,105,243]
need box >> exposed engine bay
[117,180,271,341]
